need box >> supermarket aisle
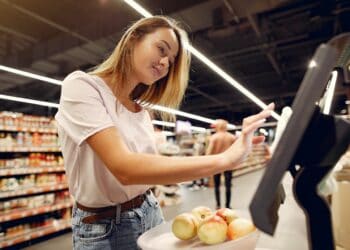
[24,169,307,250]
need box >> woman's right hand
[221,103,275,169]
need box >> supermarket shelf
[0,166,65,176]
[0,125,57,134]
[0,202,73,223]
[0,219,71,248]
[0,147,61,153]
[233,164,266,177]
[0,183,68,199]
[238,160,267,169]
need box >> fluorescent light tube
[151,119,206,132]
[0,94,59,108]
[0,65,62,86]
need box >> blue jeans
[71,192,164,250]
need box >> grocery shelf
[233,164,266,177]
[0,219,71,248]
[0,112,70,249]
[238,160,268,169]
[0,201,73,223]
[0,125,57,134]
[0,166,65,176]
[0,183,68,199]
[0,147,61,153]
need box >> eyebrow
[161,40,176,64]
[161,39,171,50]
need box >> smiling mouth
[151,66,161,78]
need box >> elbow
[118,174,140,185]
[111,165,134,185]
[118,174,132,185]
[110,153,136,185]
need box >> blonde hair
[89,16,191,121]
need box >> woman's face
[132,28,179,85]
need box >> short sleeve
[55,72,114,146]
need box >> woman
[55,16,274,250]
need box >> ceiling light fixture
[0,65,62,86]
[161,131,175,136]
[123,0,281,121]
[151,104,235,130]
[0,94,60,108]
[151,120,175,127]
[152,120,206,132]
[124,0,152,17]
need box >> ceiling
[0,0,349,127]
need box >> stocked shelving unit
[233,144,269,177]
[0,112,72,249]
[206,143,269,187]
[157,131,270,191]
[0,219,71,249]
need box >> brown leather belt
[76,190,150,224]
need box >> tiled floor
[24,169,308,250]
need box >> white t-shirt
[55,71,157,207]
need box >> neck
[101,74,142,113]
[103,74,139,101]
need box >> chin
[142,74,157,85]
[142,80,156,86]
[142,73,165,86]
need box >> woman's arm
[87,103,274,185]
[87,127,227,185]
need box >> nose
[159,56,169,69]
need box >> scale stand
[250,37,350,250]
[291,107,350,250]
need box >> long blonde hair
[89,16,191,121]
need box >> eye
[158,46,166,55]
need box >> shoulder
[228,132,237,142]
[61,71,106,97]
[209,133,219,143]
[62,71,97,87]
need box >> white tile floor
[24,169,309,250]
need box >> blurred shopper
[206,119,237,209]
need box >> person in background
[206,119,237,209]
[55,15,274,250]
